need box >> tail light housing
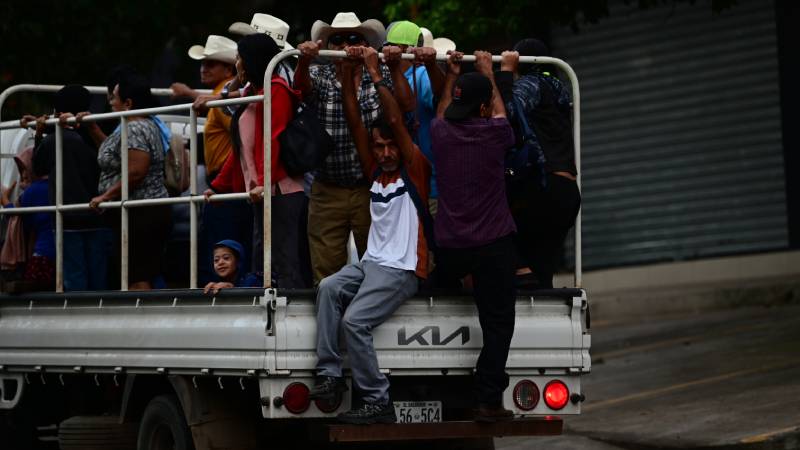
[543,380,569,410]
[314,392,343,413]
[282,382,311,414]
[512,380,540,411]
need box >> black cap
[513,38,550,57]
[444,72,493,121]
[54,85,91,114]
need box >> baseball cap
[444,72,493,121]
[213,239,244,259]
[384,20,422,46]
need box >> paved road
[497,303,800,449]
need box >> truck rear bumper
[323,417,563,442]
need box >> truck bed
[0,287,590,417]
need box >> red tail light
[314,392,343,413]
[513,380,540,411]
[283,382,310,414]
[543,380,569,410]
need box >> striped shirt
[362,147,431,278]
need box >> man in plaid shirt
[295,12,414,283]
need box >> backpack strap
[400,166,436,252]
[511,97,536,142]
[271,76,291,91]
[511,88,548,190]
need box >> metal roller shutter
[551,0,787,269]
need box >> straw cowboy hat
[228,13,293,49]
[187,35,237,64]
[418,27,457,54]
[420,27,434,48]
[433,37,457,54]
[310,12,385,50]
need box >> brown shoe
[473,404,514,423]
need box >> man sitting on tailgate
[309,46,432,424]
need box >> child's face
[213,247,238,281]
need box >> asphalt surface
[497,303,800,449]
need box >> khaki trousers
[308,180,371,284]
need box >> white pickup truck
[0,286,590,449]
[0,52,589,450]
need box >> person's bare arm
[364,47,416,167]
[413,47,446,98]
[382,45,415,112]
[204,281,234,294]
[68,111,107,147]
[171,82,199,100]
[341,47,373,180]
[294,41,321,99]
[436,51,463,118]
[474,50,506,118]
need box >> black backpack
[506,74,573,190]
[505,97,546,189]
[274,79,333,176]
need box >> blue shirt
[20,179,55,259]
[404,65,437,198]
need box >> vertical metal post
[262,50,298,288]
[120,117,129,291]
[562,63,582,289]
[55,125,64,292]
[262,69,280,288]
[189,109,198,289]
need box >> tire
[136,395,194,450]
[58,415,138,450]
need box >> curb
[575,427,800,450]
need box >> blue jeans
[63,228,113,291]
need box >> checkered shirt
[309,63,393,186]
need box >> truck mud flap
[321,417,562,442]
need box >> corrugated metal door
[551,0,787,269]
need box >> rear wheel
[136,395,194,450]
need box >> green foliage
[0,0,385,117]
[383,0,738,51]
[383,0,614,51]
[0,0,738,118]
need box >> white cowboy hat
[187,35,237,64]
[310,12,385,50]
[420,27,434,48]
[433,37,457,55]
[228,13,293,49]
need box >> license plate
[393,401,442,423]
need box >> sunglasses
[328,33,365,46]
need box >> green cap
[384,20,422,46]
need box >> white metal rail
[0,50,582,291]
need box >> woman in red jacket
[205,34,310,288]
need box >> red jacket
[211,78,299,193]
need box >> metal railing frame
[0,50,582,291]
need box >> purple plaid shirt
[431,117,517,248]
